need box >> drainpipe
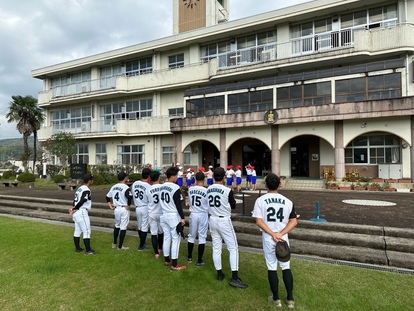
[406,53,410,97]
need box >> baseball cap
[276,240,291,262]
[179,166,183,169]
[83,173,94,183]
[236,165,241,169]
[209,165,213,168]
[227,165,233,169]
[176,162,180,166]
[117,171,128,181]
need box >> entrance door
[291,143,309,177]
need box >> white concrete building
[32,0,414,181]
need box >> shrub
[128,173,142,182]
[52,174,66,183]
[17,172,36,183]
[91,174,105,186]
[2,170,15,180]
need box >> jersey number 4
[267,207,284,222]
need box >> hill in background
[0,137,35,162]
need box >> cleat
[217,274,225,282]
[286,300,295,309]
[196,261,205,266]
[229,278,248,289]
[170,264,186,271]
[75,248,84,253]
[137,245,150,251]
[84,250,97,256]
[187,257,192,263]
[268,296,282,308]
[118,246,129,251]
[112,243,117,249]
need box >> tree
[6,95,45,172]
[44,132,76,172]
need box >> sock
[187,242,194,259]
[217,269,224,277]
[139,231,148,248]
[231,270,239,280]
[282,269,294,301]
[151,235,158,254]
[172,259,178,267]
[74,236,81,250]
[164,256,170,263]
[113,227,120,244]
[119,230,126,248]
[197,244,205,263]
[83,238,91,252]
[268,270,280,300]
[158,233,164,250]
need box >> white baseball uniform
[207,183,239,271]
[187,185,209,244]
[132,180,151,232]
[72,184,92,239]
[252,192,297,270]
[106,183,131,230]
[146,183,163,235]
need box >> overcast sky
[0,0,310,140]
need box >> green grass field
[0,216,413,311]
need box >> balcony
[38,115,173,141]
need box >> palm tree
[6,95,45,172]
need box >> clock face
[183,0,200,9]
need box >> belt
[219,216,224,218]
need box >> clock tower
[173,0,229,34]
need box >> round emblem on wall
[264,110,278,125]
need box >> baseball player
[132,168,152,251]
[187,171,208,266]
[146,170,164,258]
[207,167,248,288]
[252,173,297,309]
[70,173,96,255]
[106,172,133,250]
[159,166,186,270]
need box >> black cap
[276,240,291,262]
[117,171,128,181]
[83,173,94,183]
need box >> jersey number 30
[267,207,284,222]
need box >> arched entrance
[290,135,321,178]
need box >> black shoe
[217,273,225,281]
[84,250,97,256]
[196,260,205,266]
[75,248,84,253]
[229,278,248,289]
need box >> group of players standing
[70,165,298,308]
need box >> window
[184,146,191,165]
[125,57,153,76]
[336,73,401,103]
[345,134,401,164]
[100,99,153,126]
[169,54,184,69]
[96,143,107,165]
[51,107,92,131]
[228,89,273,113]
[277,82,331,108]
[70,144,89,164]
[169,108,184,117]
[186,96,224,117]
[117,145,145,165]
[51,71,91,97]
[162,147,174,166]
[100,65,122,89]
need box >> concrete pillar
[334,120,345,181]
[220,129,227,170]
[173,132,183,166]
[410,116,414,182]
[271,124,280,176]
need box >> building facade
[32,0,414,181]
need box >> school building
[32,0,414,181]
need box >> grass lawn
[0,216,412,311]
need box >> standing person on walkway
[235,165,242,193]
[251,166,257,191]
[70,173,96,255]
[160,166,187,270]
[146,170,164,258]
[132,167,151,251]
[177,166,184,190]
[106,172,133,251]
[245,164,252,190]
[226,165,235,188]
[206,165,214,186]
[252,173,297,309]
[207,167,248,288]
[187,171,208,266]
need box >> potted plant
[367,182,382,191]
[326,181,339,190]
[353,182,366,190]
[383,181,396,192]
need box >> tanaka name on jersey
[189,189,207,197]
[207,188,225,195]
[264,197,286,205]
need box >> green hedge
[2,170,15,180]
[17,172,36,183]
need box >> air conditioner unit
[261,49,277,61]
[111,125,117,131]
[81,123,90,132]
[81,85,90,93]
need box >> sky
[0,0,310,140]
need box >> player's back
[207,183,232,217]
[188,185,208,213]
[146,183,162,215]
